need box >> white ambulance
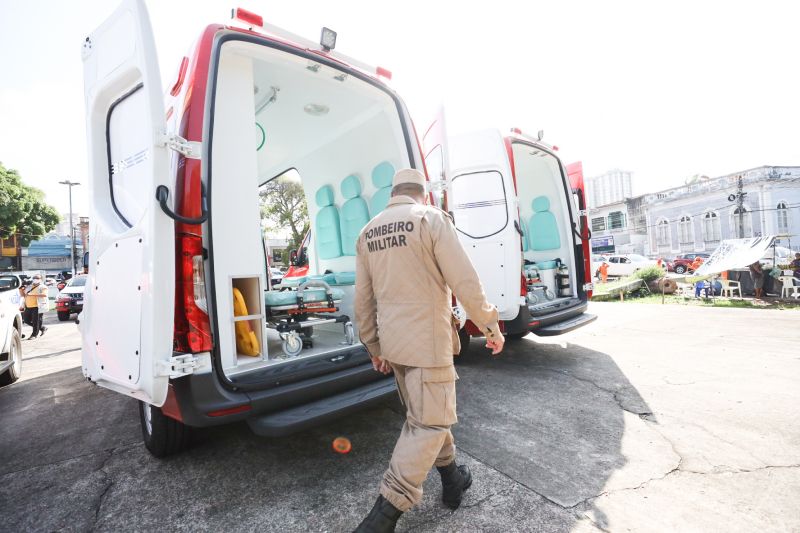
[81,1,429,455]
[423,114,596,352]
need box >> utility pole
[728,175,747,238]
[58,180,80,276]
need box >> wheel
[282,332,304,357]
[0,328,22,386]
[505,331,529,341]
[57,311,71,321]
[138,400,191,457]
[456,327,471,359]
[675,265,687,274]
[344,322,355,345]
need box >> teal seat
[315,185,343,259]
[528,196,561,251]
[333,271,356,285]
[265,287,345,308]
[340,175,370,256]
[309,273,337,284]
[369,161,394,215]
[519,218,530,252]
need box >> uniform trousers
[380,363,459,512]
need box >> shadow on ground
[0,336,656,532]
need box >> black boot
[437,462,472,510]
[354,495,403,533]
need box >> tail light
[520,274,528,297]
[175,235,213,353]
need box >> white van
[81,1,426,455]
[424,117,596,350]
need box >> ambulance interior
[512,143,581,313]
[208,40,410,377]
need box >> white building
[586,169,633,208]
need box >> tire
[0,328,22,386]
[675,265,687,274]
[57,311,71,321]
[138,401,192,458]
[506,331,529,341]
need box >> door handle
[155,183,208,225]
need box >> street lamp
[58,180,80,276]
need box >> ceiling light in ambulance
[304,103,330,116]
[320,27,337,51]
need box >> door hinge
[157,354,198,378]
[160,133,201,159]
[579,209,588,217]
[583,282,594,291]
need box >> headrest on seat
[372,161,395,188]
[533,196,551,213]
[315,185,335,207]
[341,174,363,199]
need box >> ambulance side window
[450,171,508,239]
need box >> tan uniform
[354,195,500,512]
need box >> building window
[656,218,670,246]
[608,211,626,230]
[591,217,606,232]
[702,211,720,242]
[678,215,693,244]
[731,207,753,238]
[776,201,790,233]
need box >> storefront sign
[591,235,615,253]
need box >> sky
[1,0,798,218]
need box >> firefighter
[599,261,610,283]
[353,168,504,532]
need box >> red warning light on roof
[552,145,559,151]
[511,127,522,135]
[232,7,263,27]
[376,66,392,80]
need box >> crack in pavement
[0,441,141,479]
[90,450,114,532]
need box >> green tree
[0,161,60,247]
[259,173,309,252]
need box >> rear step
[246,377,396,437]
[535,313,597,336]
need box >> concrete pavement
[1,304,798,532]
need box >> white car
[603,254,659,278]
[0,297,23,386]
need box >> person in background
[599,261,609,283]
[749,260,764,299]
[689,256,705,273]
[791,253,800,286]
[22,275,47,339]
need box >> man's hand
[485,335,505,356]
[370,356,393,375]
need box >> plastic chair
[778,276,800,299]
[720,279,741,298]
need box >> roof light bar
[231,7,263,28]
[376,66,392,80]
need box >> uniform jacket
[355,195,500,368]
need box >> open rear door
[81,0,176,406]
[421,106,451,210]
[566,161,592,296]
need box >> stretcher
[264,279,355,357]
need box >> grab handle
[155,183,208,225]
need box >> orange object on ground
[332,437,352,454]
[599,262,609,283]
[233,287,260,356]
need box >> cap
[391,168,426,189]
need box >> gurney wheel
[344,322,355,345]
[282,332,303,357]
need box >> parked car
[269,267,284,288]
[670,252,711,274]
[0,297,23,386]
[603,254,659,278]
[56,275,87,321]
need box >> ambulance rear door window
[450,170,508,239]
